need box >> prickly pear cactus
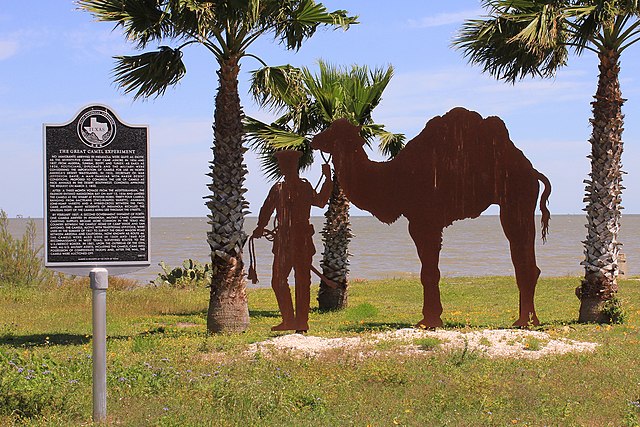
[152,259,212,288]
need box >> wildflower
[69,379,79,384]
[43,370,52,375]
[118,377,126,382]
[163,407,169,412]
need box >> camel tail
[535,169,551,243]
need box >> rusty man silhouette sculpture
[252,150,332,332]
[312,107,551,328]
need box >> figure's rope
[247,236,259,284]
[247,228,276,284]
[313,152,332,192]
[246,227,340,289]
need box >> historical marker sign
[44,105,150,275]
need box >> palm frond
[250,65,307,111]
[570,1,640,51]
[271,0,358,51]
[244,116,309,150]
[77,0,172,48]
[456,0,640,79]
[303,62,343,123]
[375,129,406,159]
[113,46,186,99]
[453,2,569,82]
[244,116,313,181]
[343,64,394,124]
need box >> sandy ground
[248,328,598,359]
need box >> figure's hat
[273,149,302,167]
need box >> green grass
[413,336,443,351]
[1,276,640,426]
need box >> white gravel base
[248,328,598,359]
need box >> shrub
[602,296,627,324]
[151,259,212,288]
[61,275,141,290]
[0,210,54,288]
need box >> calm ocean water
[7,215,640,286]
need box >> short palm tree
[78,0,356,332]
[453,0,640,322]
[245,61,404,310]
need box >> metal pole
[90,268,108,423]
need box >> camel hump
[400,107,514,159]
[443,106,484,122]
[420,107,505,136]
[436,107,509,135]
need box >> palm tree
[78,0,356,332]
[453,0,640,323]
[245,61,404,310]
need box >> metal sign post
[43,105,150,423]
[90,268,108,423]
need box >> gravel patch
[248,328,598,359]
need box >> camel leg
[409,222,444,328]
[499,204,541,327]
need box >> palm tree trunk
[206,56,250,333]
[318,174,352,310]
[578,48,625,323]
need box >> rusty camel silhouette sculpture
[312,107,551,327]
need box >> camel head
[311,118,364,154]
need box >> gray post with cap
[90,268,108,423]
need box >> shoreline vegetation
[1,275,639,425]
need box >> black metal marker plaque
[44,105,150,274]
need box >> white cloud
[63,28,134,60]
[408,9,484,28]
[371,66,596,138]
[0,40,18,60]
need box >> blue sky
[1,1,638,218]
